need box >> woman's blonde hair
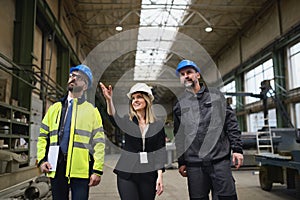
[129,93,156,123]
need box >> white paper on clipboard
[48,145,59,171]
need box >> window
[247,109,277,132]
[221,80,236,109]
[244,59,274,104]
[288,42,300,89]
[294,103,300,128]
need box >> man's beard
[67,80,83,93]
[68,85,84,93]
[184,79,197,88]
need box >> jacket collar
[59,94,86,105]
[185,83,206,94]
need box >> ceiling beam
[74,1,262,10]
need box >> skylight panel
[134,0,190,80]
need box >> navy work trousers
[187,159,238,200]
[50,156,90,200]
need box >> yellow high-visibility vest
[37,98,105,178]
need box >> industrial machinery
[225,80,284,165]
[254,81,300,198]
[24,176,51,200]
[227,80,300,198]
[0,175,51,199]
[255,128,300,198]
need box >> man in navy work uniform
[173,60,243,200]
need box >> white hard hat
[127,83,154,101]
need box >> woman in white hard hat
[100,82,167,200]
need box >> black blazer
[109,113,167,179]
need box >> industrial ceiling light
[116,26,123,31]
[205,26,213,32]
[195,11,213,33]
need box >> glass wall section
[294,103,300,128]
[288,42,300,89]
[247,109,277,132]
[221,80,236,109]
[244,59,274,104]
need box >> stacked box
[0,79,6,102]
[6,160,19,172]
[0,160,8,174]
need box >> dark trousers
[50,155,90,200]
[117,173,157,200]
[187,159,238,200]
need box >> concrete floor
[89,154,298,200]
[0,154,297,199]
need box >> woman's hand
[99,82,116,115]
[99,82,113,101]
[156,170,164,196]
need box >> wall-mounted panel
[46,0,59,19]
[33,26,43,95]
[218,40,240,76]
[241,4,280,62]
[280,0,300,34]
[0,0,14,59]
[45,40,58,84]
[0,0,15,104]
[59,3,77,57]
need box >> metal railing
[0,52,65,102]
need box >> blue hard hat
[70,64,93,88]
[176,60,200,76]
